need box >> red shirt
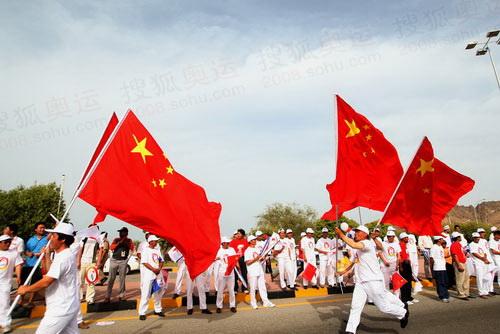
[450,241,466,263]
[229,239,249,256]
[399,242,409,261]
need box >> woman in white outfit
[244,235,275,309]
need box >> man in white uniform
[78,232,100,305]
[300,228,317,288]
[316,228,335,288]
[478,228,496,295]
[273,229,293,290]
[490,230,500,288]
[18,223,80,334]
[170,246,186,299]
[186,267,212,315]
[215,237,237,313]
[335,226,408,334]
[138,235,165,320]
[0,235,23,334]
[286,229,297,287]
[379,231,401,292]
[469,232,491,298]
[245,235,275,309]
[3,224,24,255]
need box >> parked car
[103,255,140,275]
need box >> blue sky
[1,1,499,240]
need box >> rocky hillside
[447,201,500,227]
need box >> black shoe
[367,302,375,305]
[216,308,221,313]
[303,285,308,289]
[172,293,179,299]
[345,332,354,334]
[139,315,146,321]
[230,307,237,313]
[312,285,319,289]
[187,309,193,315]
[489,292,497,296]
[400,308,409,328]
[201,309,212,314]
[154,311,165,317]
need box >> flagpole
[56,174,65,218]
[8,112,129,317]
[375,137,426,230]
[335,204,344,294]
[357,207,363,226]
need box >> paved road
[12,288,500,334]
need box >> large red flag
[78,110,222,279]
[380,137,475,236]
[322,95,403,220]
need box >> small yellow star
[344,119,361,138]
[362,152,368,158]
[416,158,434,177]
[363,125,370,130]
[131,135,153,163]
[423,188,430,194]
[370,147,376,154]
[151,179,157,187]
[166,165,174,175]
[365,134,372,141]
[158,179,166,188]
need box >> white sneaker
[264,303,276,308]
[406,301,414,305]
[413,299,419,303]
[252,305,258,310]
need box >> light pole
[465,30,500,90]
[472,198,486,226]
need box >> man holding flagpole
[215,237,237,313]
[17,223,80,334]
[335,226,408,334]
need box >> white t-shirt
[442,233,451,248]
[9,236,24,254]
[469,241,488,266]
[216,247,236,276]
[256,240,266,254]
[274,239,290,260]
[0,249,23,285]
[489,239,500,266]
[382,241,401,263]
[140,247,163,281]
[80,237,100,265]
[300,237,316,261]
[45,248,80,317]
[138,241,160,256]
[286,238,297,260]
[430,244,446,271]
[244,246,264,277]
[316,238,333,261]
[353,239,383,283]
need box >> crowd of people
[0,221,498,334]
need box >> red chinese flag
[78,110,222,279]
[380,137,475,236]
[302,263,317,282]
[225,254,240,276]
[322,95,403,220]
[391,272,407,291]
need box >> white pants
[36,313,79,334]
[290,258,297,284]
[318,259,335,286]
[248,274,271,307]
[216,274,235,308]
[277,258,293,288]
[138,278,164,315]
[346,280,406,333]
[381,262,398,291]
[186,274,207,310]
[204,263,214,292]
[174,260,187,295]
[474,263,490,296]
[303,256,317,286]
[213,262,220,292]
[0,285,11,328]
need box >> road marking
[15,296,353,329]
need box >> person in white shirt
[442,225,452,248]
[469,232,491,298]
[138,235,165,320]
[407,234,419,281]
[490,227,497,242]
[489,230,500,289]
[255,231,268,276]
[186,266,212,315]
[336,225,408,333]
[286,229,298,288]
[477,228,496,295]
[169,246,186,299]
[245,235,275,309]
[3,224,24,255]
[18,223,80,334]
[430,236,449,302]
[273,229,293,290]
[383,226,399,243]
[215,237,237,313]
[379,231,401,292]
[417,235,433,279]
[0,235,23,334]
[315,227,335,288]
[300,228,318,288]
[77,228,101,305]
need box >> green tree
[0,182,69,239]
[253,203,318,237]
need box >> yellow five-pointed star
[345,119,360,138]
[166,165,174,174]
[363,125,370,130]
[131,135,153,163]
[365,134,372,141]
[151,179,157,187]
[423,188,430,194]
[416,158,434,177]
[158,179,166,188]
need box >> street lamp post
[465,29,500,90]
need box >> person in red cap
[335,225,408,334]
